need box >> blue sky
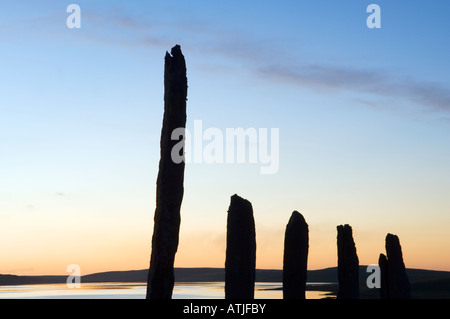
[1,1,450,274]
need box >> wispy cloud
[24,4,449,116]
[154,16,450,115]
[257,63,450,112]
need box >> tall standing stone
[384,233,411,299]
[146,45,187,299]
[283,211,309,299]
[225,194,256,299]
[337,224,359,299]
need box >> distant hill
[80,267,337,283]
[1,266,450,298]
[0,267,326,285]
[0,274,68,286]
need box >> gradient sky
[1,1,450,276]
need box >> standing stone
[283,211,309,299]
[146,45,187,299]
[225,194,256,299]
[385,233,411,299]
[337,224,359,299]
[378,253,389,299]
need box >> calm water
[0,282,333,299]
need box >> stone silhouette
[378,253,389,299]
[146,45,187,299]
[378,233,411,299]
[225,194,256,299]
[283,211,309,299]
[336,224,359,299]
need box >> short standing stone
[337,224,359,299]
[225,194,256,299]
[283,211,309,299]
[385,233,411,299]
[378,253,389,299]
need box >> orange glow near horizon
[2,199,450,276]
[3,229,450,277]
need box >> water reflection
[0,282,333,299]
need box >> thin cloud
[171,19,450,114]
[22,4,449,115]
[257,64,386,91]
[94,8,450,115]
[257,63,450,113]
[400,81,450,112]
